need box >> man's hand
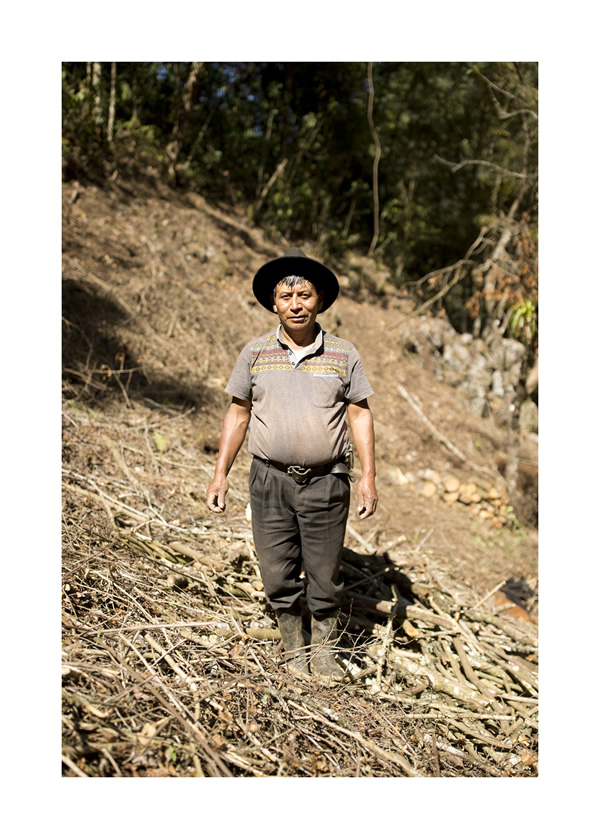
[356,475,378,519]
[205,397,251,515]
[206,475,229,513]
[347,399,378,520]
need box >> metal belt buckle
[287,465,311,484]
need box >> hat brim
[253,254,339,312]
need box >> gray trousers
[249,457,350,617]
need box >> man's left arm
[346,398,378,519]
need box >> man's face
[272,280,323,337]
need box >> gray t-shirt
[225,326,373,466]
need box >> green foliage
[509,300,537,344]
[62,61,537,307]
[153,431,167,452]
[504,505,524,534]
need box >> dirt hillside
[61,175,538,777]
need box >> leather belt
[256,456,348,484]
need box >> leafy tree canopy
[62,61,537,339]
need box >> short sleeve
[225,343,253,401]
[345,347,374,404]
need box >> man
[206,247,377,683]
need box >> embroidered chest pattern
[250,335,350,377]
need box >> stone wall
[401,317,537,433]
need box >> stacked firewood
[390,466,512,527]
[62,516,538,777]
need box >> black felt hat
[252,247,339,312]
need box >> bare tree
[107,62,116,145]
[366,62,381,257]
[91,62,102,124]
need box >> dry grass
[61,178,538,778]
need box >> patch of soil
[61,176,538,777]
[63,177,536,593]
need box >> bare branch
[391,263,467,330]
[435,154,527,180]
[473,67,538,120]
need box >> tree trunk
[167,62,204,185]
[255,106,275,200]
[107,62,116,145]
[366,62,381,257]
[342,194,357,239]
[254,158,288,216]
[286,114,324,188]
[131,67,139,122]
[91,62,102,124]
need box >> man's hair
[272,275,322,296]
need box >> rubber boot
[276,610,310,678]
[310,613,346,684]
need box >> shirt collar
[276,323,323,353]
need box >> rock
[460,354,495,417]
[443,476,460,493]
[458,483,478,503]
[519,399,538,433]
[388,466,410,485]
[503,338,526,372]
[443,491,459,504]
[401,317,537,428]
[423,319,453,350]
[420,481,437,498]
[443,341,472,386]
[491,369,504,398]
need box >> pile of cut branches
[62,508,537,777]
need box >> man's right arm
[206,397,252,513]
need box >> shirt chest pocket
[310,374,345,408]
